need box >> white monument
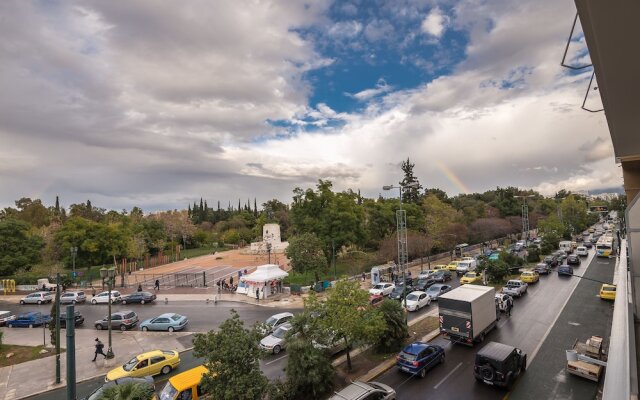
[249,223,289,253]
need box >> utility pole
[66,305,76,400]
[55,273,61,384]
[515,195,534,244]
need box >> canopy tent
[238,264,288,298]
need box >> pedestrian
[155,279,160,291]
[361,272,366,282]
[91,285,96,297]
[137,284,142,292]
[230,276,234,287]
[92,338,106,361]
[506,297,513,317]
[256,288,260,302]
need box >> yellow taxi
[446,261,460,271]
[520,270,540,284]
[588,228,595,233]
[432,264,447,271]
[106,350,180,382]
[160,365,209,400]
[460,272,482,284]
[599,284,616,300]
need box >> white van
[559,241,573,254]
[576,246,588,257]
[455,259,477,276]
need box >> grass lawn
[0,344,64,367]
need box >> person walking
[92,338,106,361]
[230,276,234,287]
[154,279,160,291]
[255,288,260,303]
[506,296,513,317]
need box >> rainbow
[434,160,470,194]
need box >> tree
[399,158,422,204]
[477,258,509,283]
[193,310,268,400]
[285,233,327,275]
[96,380,155,400]
[375,299,408,352]
[0,219,44,275]
[283,337,335,399]
[305,280,385,370]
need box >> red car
[369,294,385,307]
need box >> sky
[0,0,622,212]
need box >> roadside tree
[284,337,335,399]
[285,233,327,276]
[375,299,408,353]
[0,219,44,275]
[477,258,510,283]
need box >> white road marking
[265,354,288,365]
[433,362,463,389]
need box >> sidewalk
[0,327,192,400]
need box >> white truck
[559,241,573,254]
[36,278,58,291]
[438,285,499,346]
[455,259,477,276]
[502,279,528,297]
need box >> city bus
[595,237,615,257]
[454,243,469,258]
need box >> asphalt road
[375,249,604,400]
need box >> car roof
[402,341,431,354]
[407,291,426,296]
[331,381,378,400]
[271,312,294,318]
[477,341,516,362]
[136,350,166,360]
[156,313,180,319]
[601,284,616,289]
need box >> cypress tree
[55,196,60,214]
[254,198,258,216]
[238,199,241,213]
[188,204,191,218]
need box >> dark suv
[474,342,526,389]
[94,310,138,331]
[543,255,558,267]
[60,310,85,328]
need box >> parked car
[121,291,156,305]
[369,294,385,308]
[140,313,188,332]
[533,263,551,275]
[396,342,444,378]
[567,255,581,266]
[402,291,431,312]
[494,293,513,313]
[260,322,292,354]
[261,312,294,336]
[433,269,452,282]
[20,291,53,305]
[7,312,50,328]
[460,272,482,284]
[417,270,437,280]
[554,250,568,261]
[369,282,395,297]
[502,280,528,297]
[389,284,413,300]
[0,311,16,326]
[474,341,526,389]
[426,284,452,301]
[60,291,86,304]
[445,261,460,271]
[328,381,396,400]
[431,265,447,271]
[413,278,435,291]
[584,241,594,249]
[519,270,539,284]
[558,265,574,277]
[599,284,616,300]
[83,377,155,400]
[91,291,122,305]
[60,310,85,327]
[106,350,180,382]
[95,310,139,331]
[543,255,558,268]
[576,246,589,256]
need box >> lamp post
[99,267,116,359]
[71,246,78,281]
[383,181,419,322]
[515,195,535,245]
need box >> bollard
[214,295,218,304]
[164,297,168,304]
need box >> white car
[91,291,122,304]
[502,280,528,297]
[369,282,395,296]
[417,270,437,280]
[576,246,589,257]
[402,291,431,312]
[260,322,292,354]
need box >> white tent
[239,264,288,298]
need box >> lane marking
[265,354,288,365]
[433,362,462,390]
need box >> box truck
[438,285,498,346]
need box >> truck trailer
[439,285,499,346]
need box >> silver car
[20,291,53,305]
[260,322,292,354]
[60,291,87,304]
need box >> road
[375,247,611,399]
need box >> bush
[375,299,408,353]
[526,246,540,263]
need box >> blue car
[396,342,445,378]
[8,312,51,328]
[140,313,188,332]
[558,265,574,277]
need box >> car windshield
[170,314,182,321]
[427,286,440,293]
[272,327,289,339]
[122,356,140,372]
[373,284,384,289]
[507,282,518,287]
[464,273,475,278]
[265,316,277,326]
[603,287,616,292]
[406,294,419,301]
[159,382,179,400]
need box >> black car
[390,284,413,300]
[554,250,567,260]
[59,310,84,328]
[533,263,550,275]
[543,255,558,268]
[567,255,581,266]
[413,278,436,291]
[584,241,594,249]
[121,291,156,305]
[433,270,452,282]
[474,341,526,389]
[558,265,574,277]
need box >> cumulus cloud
[421,7,449,38]
[346,79,393,101]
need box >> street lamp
[383,181,420,322]
[70,247,78,280]
[99,267,116,359]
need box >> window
[150,356,166,364]
[136,359,149,369]
[112,315,122,321]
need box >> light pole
[71,246,78,281]
[515,195,535,245]
[383,181,419,322]
[99,267,116,359]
